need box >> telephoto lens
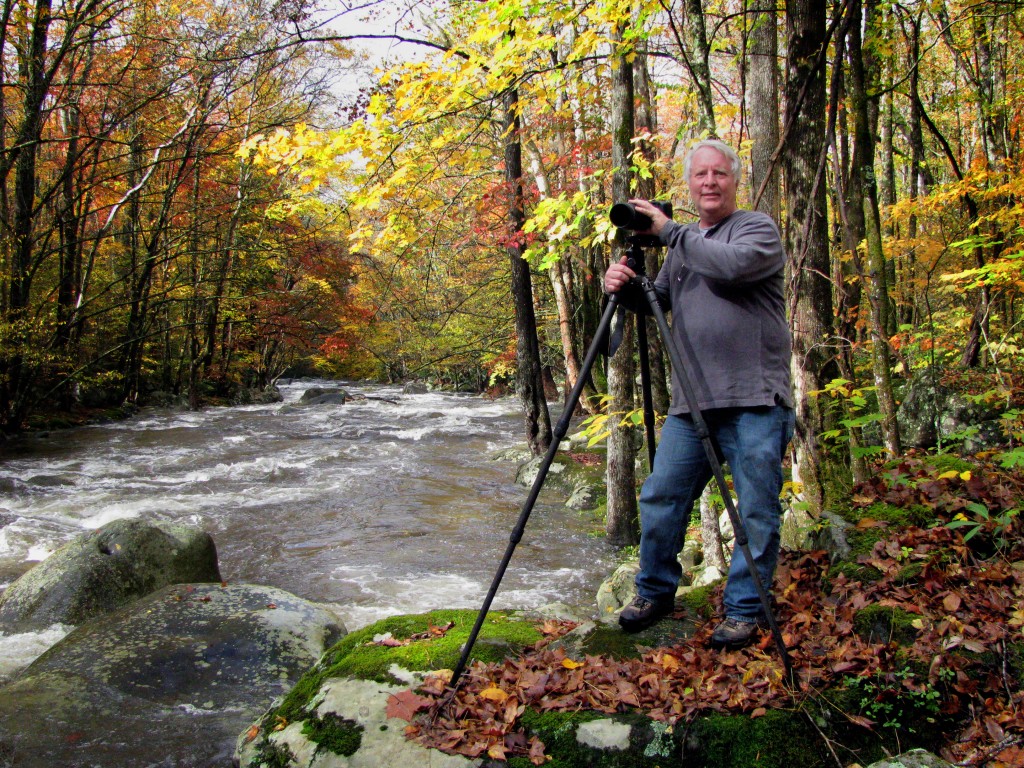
[609,200,672,231]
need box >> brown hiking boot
[618,595,674,633]
[709,616,768,650]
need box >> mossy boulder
[236,606,871,768]
[0,518,221,632]
[237,609,538,767]
[514,450,604,503]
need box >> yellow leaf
[937,470,959,480]
[478,686,509,702]
[487,742,507,760]
[561,658,585,670]
[960,471,972,481]
[661,654,680,672]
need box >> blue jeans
[635,406,795,622]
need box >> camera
[608,200,673,231]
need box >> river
[0,380,616,679]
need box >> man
[604,139,794,650]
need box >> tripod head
[623,233,660,273]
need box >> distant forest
[1,0,1021,522]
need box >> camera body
[608,200,673,231]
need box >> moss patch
[579,618,695,661]
[315,609,542,685]
[511,708,684,768]
[857,502,937,529]
[686,710,830,768]
[249,739,295,768]
[852,604,919,645]
[679,584,716,620]
[1008,641,1024,683]
[826,560,883,588]
[301,712,363,757]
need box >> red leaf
[385,690,432,721]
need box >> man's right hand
[604,255,636,293]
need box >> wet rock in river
[0,518,221,633]
[0,582,345,768]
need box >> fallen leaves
[382,457,1024,765]
[373,621,456,648]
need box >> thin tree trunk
[503,86,552,455]
[605,21,639,547]
[745,0,781,222]
[848,0,901,456]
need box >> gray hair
[683,139,742,180]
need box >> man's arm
[660,213,784,285]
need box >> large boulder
[0,582,345,768]
[0,519,221,633]
[298,386,354,406]
[233,384,284,405]
[897,370,1004,451]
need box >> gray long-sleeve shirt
[647,209,792,415]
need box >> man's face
[687,147,739,227]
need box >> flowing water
[0,380,615,679]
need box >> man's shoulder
[726,209,779,229]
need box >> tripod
[448,236,792,691]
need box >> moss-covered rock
[685,709,831,768]
[853,604,920,645]
[0,518,222,632]
[509,709,685,767]
[238,609,543,767]
[319,609,542,684]
[236,605,959,768]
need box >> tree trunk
[681,0,717,136]
[503,86,552,455]
[847,0,901,456]
[605,22,639,547]
[784,0,843,515]
[745,0,781,222]
[1,0,52,428]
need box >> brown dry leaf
[856,518,888,529]
[985,718,1007,743]
[943,592,963,613]
[528,736,548,766]
[385,690,433,721]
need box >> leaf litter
[386,459,1024,766]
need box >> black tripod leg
[636,314,657,472]
[447,292,623,692]
[634,275,793,679]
